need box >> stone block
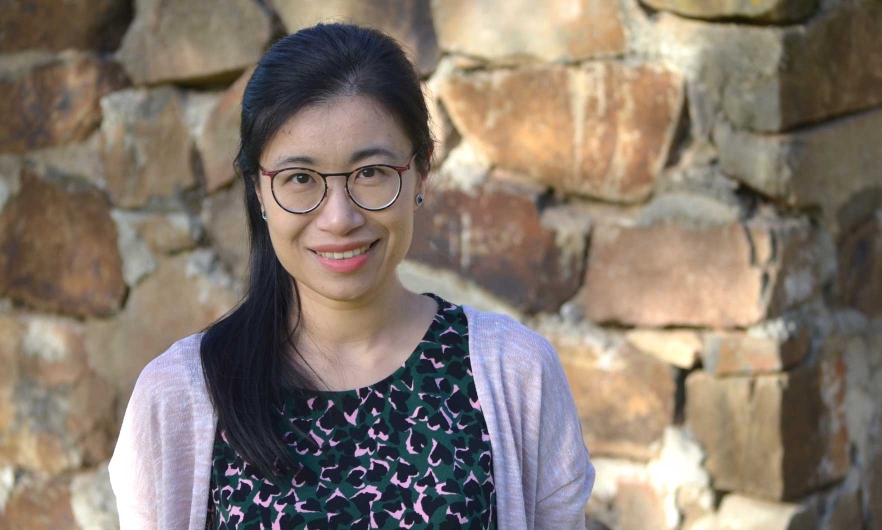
[197,69,251,193]
[0,0,131,53]
[440,63,683,203]
[85,250,239,424]
[71,463,119,530]
[715,109,882,236]
[117,0,270,85]
[701,324,811,375]
[656,4,882,132]
[836,211,882,316]
[408,180,587,313]
[100,87,196,207]
[272,0,439,75]
[0,314,115,474]
[0,174,125,317]
[432,0,625,62]
[707,494,818,530]
[685,353,849,500]
[641,0,817,23]
[536,319,676,460]
[624,329,702,368]
[0,52,128,154]
[576,218,833,328]
[0,473,76,529]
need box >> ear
[251,174,266,211]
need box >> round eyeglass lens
[347,165,401,210]
[272,168,327,213]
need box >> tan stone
[615,480,669,530]
[837,211,882,316]
[23,133,106,190]
[641,0,816,23]
[686,353,849,500]
[408,180,587,312]
[272,0,439,74]
[576,218,833,328]
[202,179,249,282]
[0,52,128,154]
[0,314,115,474]
[0,174,125,317]
[100,87,196,207]
[85,250,238,424]
[624,329,702,368]
[440,63,683,202]
[0,0,130,53]
[537,319,676,460]
[71,463,119,530]
[117,0,270,85]
[715,109,882,236]
[0,473,77,529]
[114,210,201,255]
[701,325,811,375]
[866,447,882,530]
[656,4,882,132]
[433,0,625,62]
[199,69,251,193]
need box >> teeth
[318,244,370,260]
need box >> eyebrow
[272,147,400,168]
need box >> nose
[313,175,365,235]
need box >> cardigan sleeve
[108,360,163,530]
[532,335,596,530]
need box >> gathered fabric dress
[205,294,497,529]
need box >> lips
[309,239,378,254]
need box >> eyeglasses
[259,153,417,214]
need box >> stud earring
[261,210,267,220]
[415,194,423,207]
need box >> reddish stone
[702,326,811,375]
[0,474,77,529]
[0,0,131,53]
[408,181,586,313]
[0,174,125,317]
[440,63,683,202]
[0,53,128,154]
[199,69,251,193]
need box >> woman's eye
[359,167,377,179]
[293,173,313,184]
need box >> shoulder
[462,305,562,380]
[128,332,206,412]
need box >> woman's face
[255,95,426,304]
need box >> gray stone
[641,0,817,23]
[70,463,119,530]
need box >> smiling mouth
[312,240,378,260]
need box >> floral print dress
[205,293,497,529]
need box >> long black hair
[199,23,434,481]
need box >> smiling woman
[108,23,594,530]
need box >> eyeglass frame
[258,152,417,214]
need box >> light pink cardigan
[108,305,595,529]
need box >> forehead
[263,95,411,167]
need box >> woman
[109,23,594,530]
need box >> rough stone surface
[0,52,129,154]
[706,494,818,530]
[85,250,239,424]
[409,180,587,313]
[0,473,77,529]
[71,463,119,530]
[701,325,811,375]
[100,87,196,207]
[440,63,683,203]
[23,133,106,190]
[686,353,850,500]
[273,0,439,74]
[0,314,115,474]
[536,318,676,460]
[576,218,832,328]
[641,0,817,23]
[656,4,882,132]
[113,210,201,256]
[715,109,882,236]
[202,178,249,282]
[624,329,702,369]
[836,211,882,316]
[432,0,625,62]
[0,174,125,317]
[117,0,271,85]
[615,480,669,530]
[0,0,131,53]
[198,69,251,193]
[111,210,158,287]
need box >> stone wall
[1,0,880,528]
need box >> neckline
[296,292,448,397]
